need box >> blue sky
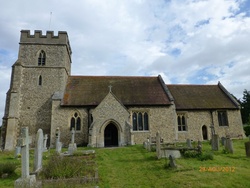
[0,0,250,121]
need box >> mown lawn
[0,139,250,188]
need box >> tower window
[38,51,46,66]
[38,75,42,86]
[70,112,81,131]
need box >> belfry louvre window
[132,112,149,131]
[38,50,46,66]
[70,112,81,131]
[218,111,228,126]
[177,113,187,131]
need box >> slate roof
[61,75,172,106]
[166,83,239,110]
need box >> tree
[240,89,250,125]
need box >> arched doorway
[202,125,208,140]
[104,123,118,147]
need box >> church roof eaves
[167,84,239,110]
[61,75,172,106]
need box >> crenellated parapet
[20,30,72,55]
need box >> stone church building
[1,30,244,150]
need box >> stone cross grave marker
[210,125,215,136]
[68,128,77,155]
[43,134,48,152]
[15,127,36,188]
[33,129,44,173]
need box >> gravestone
[148,136,152,151]
[197,141,202,153]
[55,127,62,153]
[68,128,77,155]
[156,132,161,159]
[211,134,219,151]
[168,155,177,168]
[33,129,43,173]
[186,139,192,148]
[245,141,250,157]
[15,146,21,158]
[225,137,234,154]
[221,137,226,146]
[43,134,48,152]
[14,127,36,188]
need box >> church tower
[2,30,72,150]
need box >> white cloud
[0,0,250,120]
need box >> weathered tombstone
[211,134,219,151]
[225,137,234,154]
[33,129,44,173]
[43,134,48,152]
[55,127,62,153]
[245,141,250,157]
[14,127,36,188]
[148,136,151,151]
[221,137,226,146]
[68,128,77,155]
[156,131,161,159]
[168,155,177,168]
[186,139,192,148]
[197,141,202,153]
[15,146,21,158]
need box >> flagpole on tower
[49,12,52,30]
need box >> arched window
[177,113,187,131]
[38,50,46,66]
[132,111,149,131]
[144,112,149,130]
[70,112,81,131]
[38,75,42,86]
[133,112,137,131]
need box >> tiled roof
[61,75,172,106]
[166,84,239,110]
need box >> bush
[183,150,201,158]
[198,152,214,161]
[244,125,250,137]
[0,162,17,176]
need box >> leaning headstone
[68,128,77,155]
[55,127,62,153]
[168,155,177,168]
[186,139,192,148]
[225,138,234,154]
[211,134,219,151]
[221,137,226,146]
[33,129,44,173]
[43,134,48,152]
[156,132,161,159]
[14,127,36,188]
[245,141,250,157]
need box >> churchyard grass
[0,139,250,187]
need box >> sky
[0,0,250,121]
